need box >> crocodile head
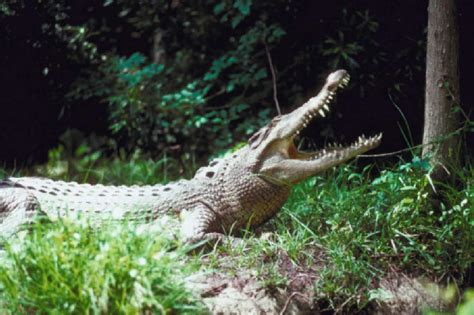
[248,69,382,185]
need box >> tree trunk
[422,0,460,179]
[151,29,166,64]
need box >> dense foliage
[1,0,438,162]
[68,1,427,157]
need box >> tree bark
[422,0,461,179]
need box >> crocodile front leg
[179,203,231,245]
[0,186,39,239]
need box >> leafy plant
[65,1,291,157]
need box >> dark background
[1,0,473,165]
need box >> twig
[370,253,406,259]
[450,275,462,306]
[264,40,281,115]
[334,295,355,314]
[204,87,226,102]
[279,291,308,315]
[358,125,467,158]
[358,146,418,158]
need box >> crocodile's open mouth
[287,71,382,160]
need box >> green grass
[3,143,198,185]
[0,218,205,314]
[0,148,473,313]
[295,160,472,306]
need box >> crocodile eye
[205,171,215,178]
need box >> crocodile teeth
[323,104,329,111]
[319,110,326,117]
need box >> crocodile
[0,69,382,243]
